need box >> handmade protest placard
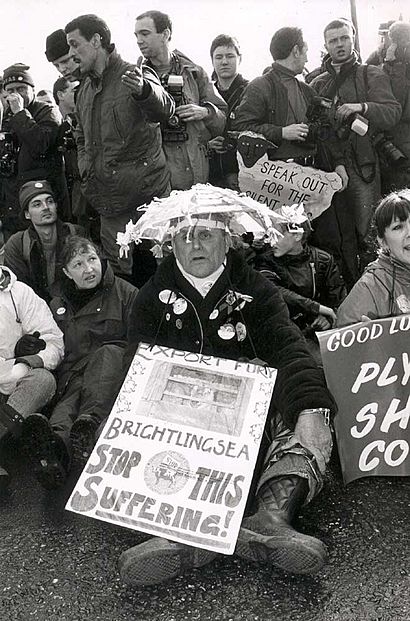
[317,315,410,484]
[66,343,276,554]
[238,152,342,220]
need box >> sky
[1,0,409,92]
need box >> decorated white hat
[116,184,284,258]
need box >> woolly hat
[45,29,70,62]
[3,63,35,88]
[19,180,54,212]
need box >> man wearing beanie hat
[3,180,82,302]
[45,29,79,83]
[1,63,69,238]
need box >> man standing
[4,180,81,302]
[1,63,68,238]
[134,10,227,190]
[45,29,80,83]
[64,14,174,277]
[310,18,401,277]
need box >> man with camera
[64,14,174,279]
[380,21,410,192]
[0,64,68,241]
[310,18,401,279]
[134,10,227,190]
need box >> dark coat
[249,244,346,325]
[310,54,402,168]
[74,49,175,216]
[4,220,83,303]
[127,250,335,429]
[50,264,138,391]
[233,63,343,168]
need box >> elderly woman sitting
[337,190,410,326]
[23,236,138,489]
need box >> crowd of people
[0,10,409,588]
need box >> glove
[14,331,46,357]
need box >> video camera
[162,74,188,143]
[0,131,19,178]
[304,95,335,145]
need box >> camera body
[162,74,188,143]
[57,119,76,153]
[0,131,19,178]
[304,96,335,145]
[373,132,407,166]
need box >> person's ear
[62,267,73,280]
[92,33,101,48]
[24,210,31,221]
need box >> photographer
[135,10,227,190]
[207,34,248,191]
[380,21,410,192]
[0,64,69,239]
[310,19,401,280]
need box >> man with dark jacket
[115,186,335,586]
[4,180,82,302]
[134,10,227,190]
[310,18,401,281]
[64,14,175,277]
[1,64,69,238]
[208,34,249,190]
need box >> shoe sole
[71,420,96,467]
[119,538,217,586]
[22,416,67,490]
[236,526,327,574]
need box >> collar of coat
[323,50,360,77]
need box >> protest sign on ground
[318,315,410,483]
[238,152,342,219]
[66,343,276,554]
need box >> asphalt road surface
[1,443,409,621]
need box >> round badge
[218,323,235,340]
[236,322,247,342]
[226,292,236,306]
[165,313,171,321]
[173,298,188,315]
[56,307,66,315]
[176,319,183,329]
[209,309,219,320]
[159,289,177,304]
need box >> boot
[70,414,100,468]
[118,537,218,587]
[236,475,327,574]
[22,413,71,490]
[0,402,25,489]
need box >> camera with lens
[0,131,19,178]
[222,130,240,151]
[161,74,188,143]
[373,132,407,166]
[304,96,335,145]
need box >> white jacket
[0,267,64,394]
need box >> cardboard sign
[66,343,276,554]
[317,315,410,483]
[238,152,342,219]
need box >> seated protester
[0,266,64,488]
[337,190,410,326]
[4,180,82,303]
[249,204,346,360]
[22,236,138,489]
[115,185,335,586]
[207,34,249,190]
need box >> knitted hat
[19,180,54,212]
[45,29,70,62]
[3,63,35,88]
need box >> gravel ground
[1,444,409,621]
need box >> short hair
[210,34,241,58]
[374,190,410,238]
[324,18,356,39]
[269,27,304,60]
[60,235,101,268]
[65,14,113,51]
[135,10,172,35]
[53,77,70,104]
